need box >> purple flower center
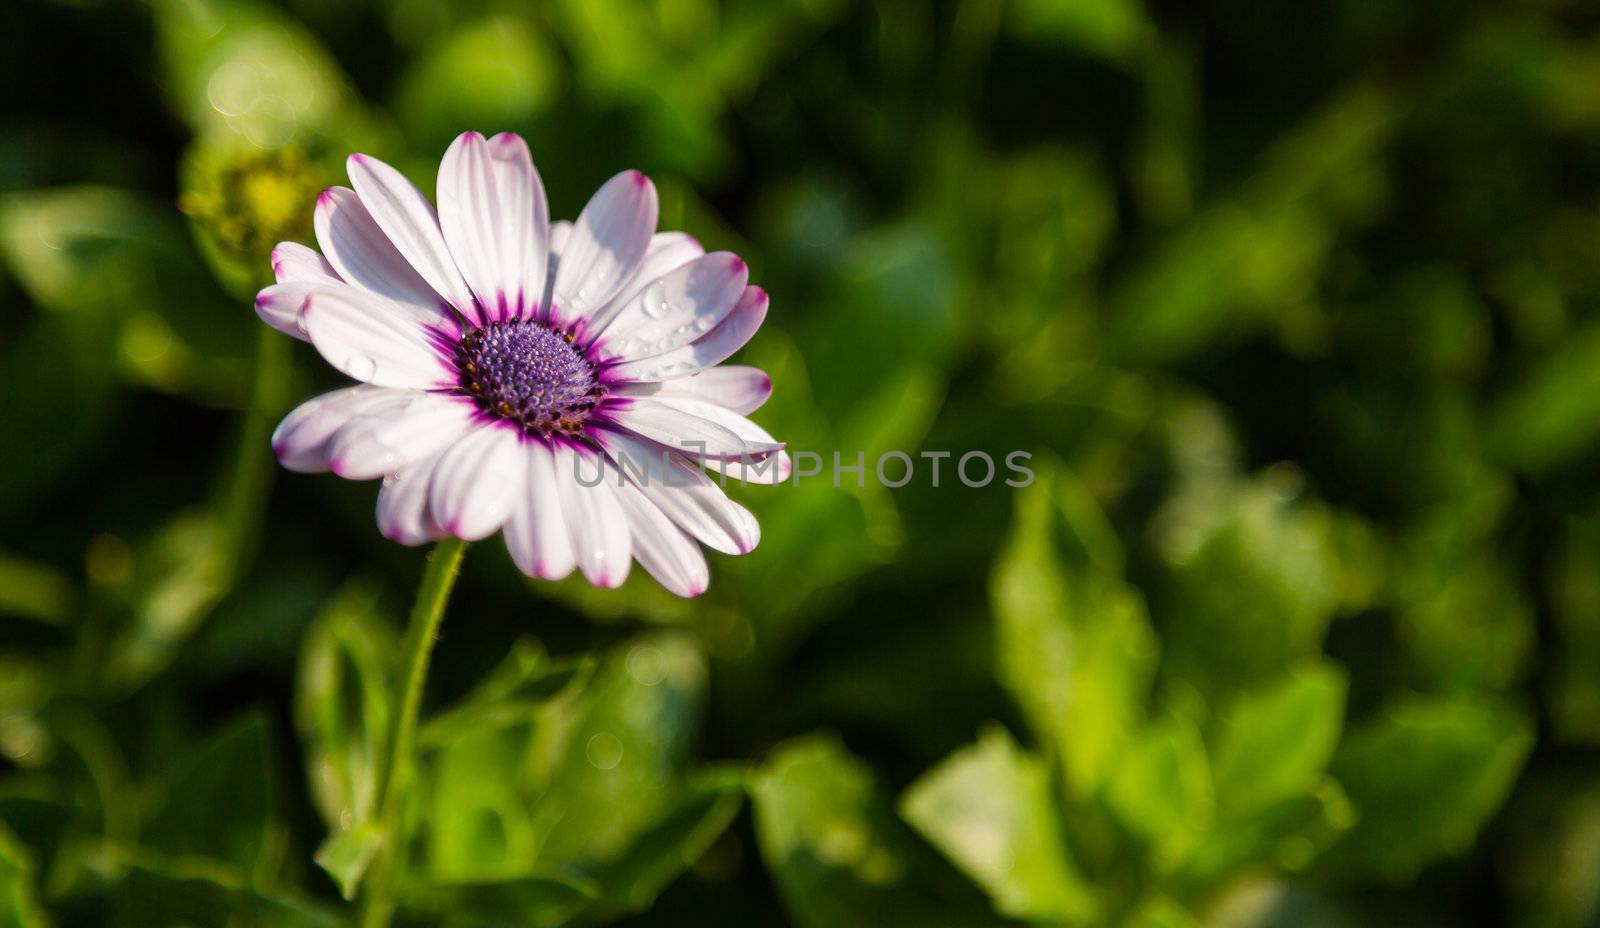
[455,321,601,436]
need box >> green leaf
[85,842,340,928]
[1179,779,1354,889]
[398,875,597,928]
[576,768,745,921]
[312,823,384,902]
[530,633,708,869]
[1394,556,1535,693]
[1484,324,1600,472]
[992,471,1156,797]
[418,640,592,749]
[1317,697,1533,880]
[422,714,544,881]
[294,580,394,851]
[415,630,730,922]
[1007,0,1152,63]
[0,550,74,626]
[0,822,48,928]
[1211,664,1347,815]
[142,714,276,871]
[102,509,232,693]
[752,734,1009,928]
[1153,471,1347,706]
[900,726,1098,923]
[1105,716,1214,869]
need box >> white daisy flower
[257,131,788,597]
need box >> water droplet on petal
[641,282,670,320]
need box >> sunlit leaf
[1105,715,1214,869]
[992,470,1156,797]
[1211,663,1347,815]
[751,734,1010,928]
[1152,469,1346,705]
[900,726,1097,923]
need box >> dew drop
[641,282,670,320]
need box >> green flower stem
[358,538,468,928]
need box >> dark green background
[3,0,1600,925]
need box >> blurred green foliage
[4,0,1600,925]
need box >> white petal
[549,219,574,254]
[377,455,447,546]
[705,448,792,485]
[606,396,783,461]
[614,482,709,597]
[428,423,525,540]
[551,170,657,329]
[255,282,313,341]
[314,186,444,311]
[271,241,339,284]
[597,429,760,555]
[653,397,792,484]
[541,219,574,317]
[346,153,477,320]
[503,442,577,580]
[612,366,772,415]
[590,252,748,359]
[327,393,477,480]
[437,131,550,324]
[602,286,768,382]
[271,386,411,473]
[301,286,457,390]
[259,245,338,340]
[582,231,705,337]
[552,446,632,588]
